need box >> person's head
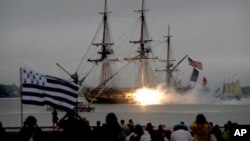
[120,119,125,125]
[24,115,37,127]
[66,110,75,120]
[129,119,134,124]
[106,112,118,125]
[146,122,154,131]
[209,122,213,127]
[227,121,232,126]
[96,121,101,126]
[214,125,220,131]
[134,124,144,136]
[195,113,208,124]
[158,124,164,131]
[0,121,2,128]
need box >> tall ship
[217,79,242,100]
[82,0,158,104]
[57,0,191,104]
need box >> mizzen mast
[165,25,173,87]
[156,25,187,87]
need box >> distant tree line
[0,84,20,97]
[0,83,249,98]
[241,86,250,96]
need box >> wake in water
[133,83,250,105]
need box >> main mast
[88,0,114,87]
[125,0,157,87]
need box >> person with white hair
[126,124,151,141]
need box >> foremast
[88,0,116,87]
[125,0,157,87]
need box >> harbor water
[1,98,250,128]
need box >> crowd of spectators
[0,112,241,141]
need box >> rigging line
[111,62,121,88]
[89,61,133,102]
[114,63,122,88]
[143,20,151,39]
[79,65,96,83]
[76,21,103,73]
[128,18,141,41]
[113,20,141,57]
[129,18,141,41]
[85,66,98,87]
[151,42,165,48]
[114,19,141,49]
[147,12,166,40]
[57,5,100,64]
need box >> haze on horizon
[0,0,250,91]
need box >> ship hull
[92,97,130,104]
[83,87,135,104]
[220,95,241,101]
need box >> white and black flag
[20,67,79,111]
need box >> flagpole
[20,68,23,127]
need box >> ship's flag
[202,77,208,86]
[188,57,203,70]
[190,68,199,82]
[20,67,79,111]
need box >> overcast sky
[0,0,250,90]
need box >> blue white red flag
[190,68,199,82]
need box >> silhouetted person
[190,113,212,141]
[19,115,43,141]
[0,121,7,141]
[126,124,151,141]
[92,121,102,141]
[146,122,166,141]
[120,119,130,141]
[101,112,121,141]
[221,123,230,141]
[171,122,191,141]
[52,109,58,128]
[156,124,167,141]
[209,122,218,141]
[173,121,188,131]
[145,123,154,140]
[213,125,222,141]
[127,119,135,134]
[221,122,238,141]
[58,110,91,141]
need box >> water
[1,98,250,128]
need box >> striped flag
[21,67,79,111]
[188,57,203,70]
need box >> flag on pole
[190,68,199,82]
[188,57,203,70]
[202,77,207,86]
[20,67,79,111]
